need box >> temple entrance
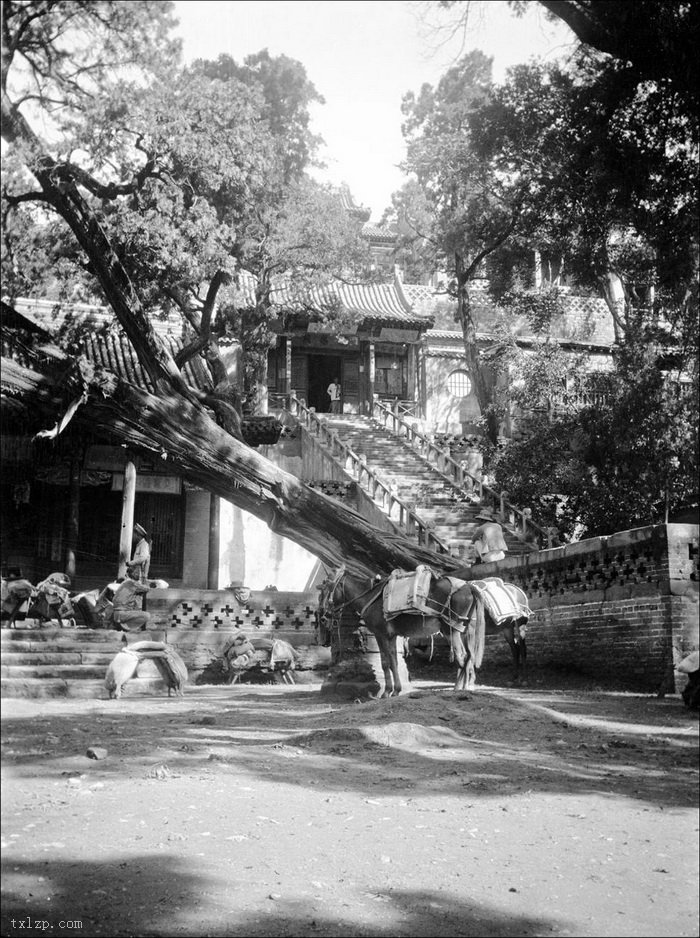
[307,355,342,412]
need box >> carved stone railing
[290,395,451,554]
[371,398,554,550]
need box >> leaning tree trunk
[1,90,461,582]
[19,361,461,581]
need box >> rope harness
[318,568,477,650]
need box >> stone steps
[1,626,169,698]
[1,651,116,666]
[1,663,112,680]
[320,414,534,559]
[0,675,167,700]
[1,624,124,642]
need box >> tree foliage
[494,341,699,536]
[389,50,530,440]
[1,0,449,578]
[398,0,699,533]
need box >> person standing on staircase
[327,377,342,414]
[461,436,483,501]
[472,508,509,564]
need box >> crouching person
[222,632,258,683]
[112,562,151,633]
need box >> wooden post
[368,342,375,415]
[418,343,426,420]
[208,493,221,589]
[407,343,417,406]
[63,457,81,581]
[285,336,292,409]
[118,460,136,578]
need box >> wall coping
[458,523,699,607]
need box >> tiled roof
[362,222,397,243]
[397,280,615,348]
[11,297,182,339]
[8,298,212,392]
[233,272,433,328]
[337,184,371,221]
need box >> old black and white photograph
[1,1,698,936]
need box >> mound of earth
[2,679,698,938]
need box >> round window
[447,370,472,397]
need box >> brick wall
[463,523,698,692]
[144,524,697,694]
[146,587,328,683]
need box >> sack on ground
[270,639,298,670]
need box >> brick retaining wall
[145,588,328,684]
[464,523,698,692]
[142,524,697,694]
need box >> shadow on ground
[2,683,697,810]
[1,854,566,937]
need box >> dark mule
[319,566,530,698]
[319,566,485,697]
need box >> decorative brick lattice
[167,594,320,632]
[512,541,666,598]
[307,480,355,501]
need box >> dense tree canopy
[391,0,699,533]
[1,0,449,578]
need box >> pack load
[383,565,434,620]
[104,640,188,699]
[469,577,531,626]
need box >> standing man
[472,509,509,564]
[327,377,341,414]
[130,523,151,583]
[461,436,483,497]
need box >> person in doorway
[112,563,151,632]
[327,378,341,414]
[472,508,509,564]
[130,523,151,583]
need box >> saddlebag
[383,565,434,620]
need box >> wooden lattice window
[447,369,472,397]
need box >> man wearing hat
[472,508,509,564]
[112,562,151,632]
[130,523,151,584]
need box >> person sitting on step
[112,562,151,633]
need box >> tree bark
[15,362,461,580]
[456,262,500,443]
[1,80,461,583]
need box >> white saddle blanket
[470,577,531,626]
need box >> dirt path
[1,680,698,938]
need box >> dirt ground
[1,672,698,938]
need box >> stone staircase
[318,414,534,561]
[1,625,169,699]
